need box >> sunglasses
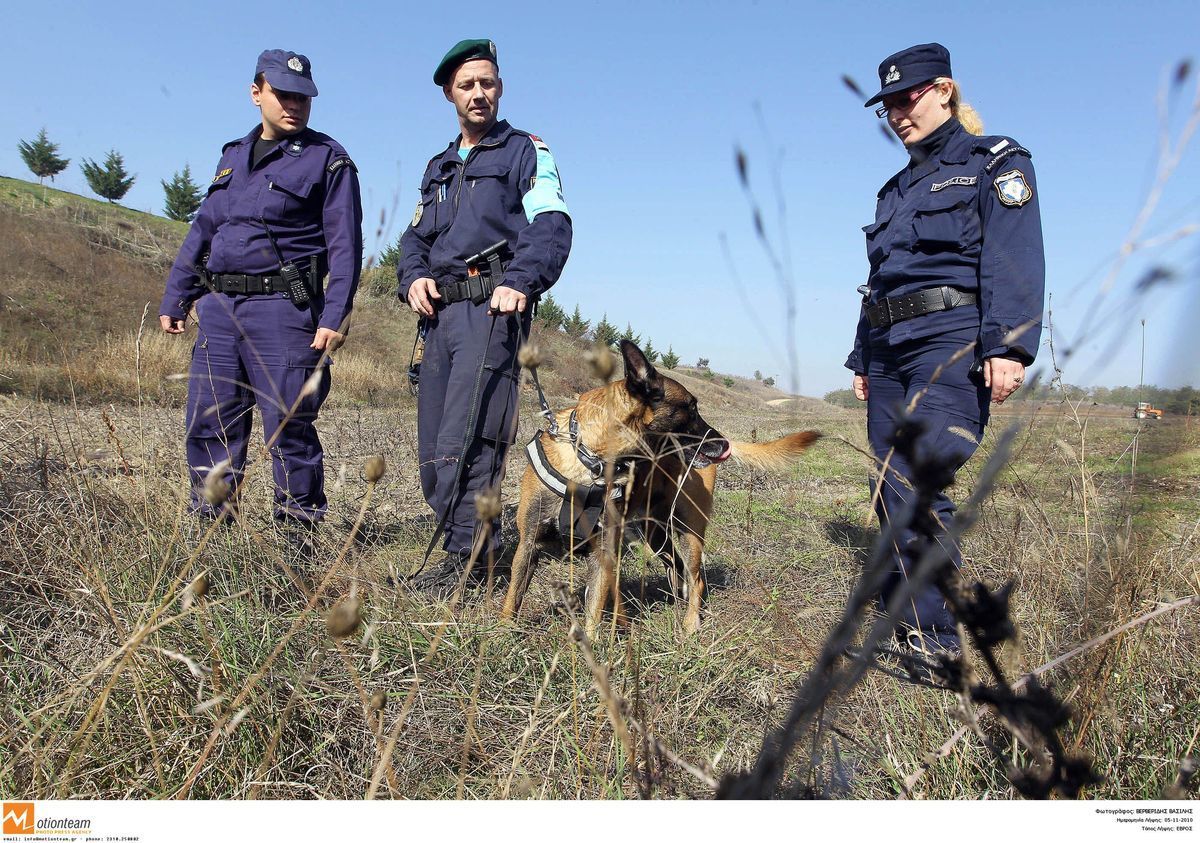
[875,83,938,118]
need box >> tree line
[16,128,202,222]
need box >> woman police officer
[846,43,1045,654]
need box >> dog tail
[728,431,821,470]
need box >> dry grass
[1,380,1195,800]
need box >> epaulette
[979,136,1033,174]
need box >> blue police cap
[434,39,498,86]
[864,43,951,107]
[255,49,318,97]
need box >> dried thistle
[364,455,386,483]
[585,343,616,381]
[517,341,543,370]
[326,597,363,639]
[202,462,231,507]
[369,689,387,712]
[475,486,502,522]
[181,571,210,612]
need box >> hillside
[0,175,799,412]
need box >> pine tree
[641,338,658,364]
[535,293,566,330]
[161,165,203,222]
[660,347,680,369]
[378,233,404,268]
[620,323,642,348]
[592,314,619,348]
[563,305,591,339]
[80,149,135,203]
[754,369,763,381]
[17,129,70,184]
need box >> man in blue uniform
[398,39,572,593]
[160,49,363,547]
[847,43,1045,654]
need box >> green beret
[434,38,498,86]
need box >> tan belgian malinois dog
[501,340,819,633]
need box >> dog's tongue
[712,441,732,463]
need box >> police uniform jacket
[160,126,364,333]
[845,118,1045,373]
[398,119,571,300]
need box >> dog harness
[525,420,632,551]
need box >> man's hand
[160,314,186,334]
[488,285,527,315]
[983,356,1025,404]
[407,277,441,317]
[311,327,345,353]
[853,374,869,401]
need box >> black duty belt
[207,273,304,295]
[866,286,977,329]
[436,274,496,306]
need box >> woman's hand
[853,374,869,401]
[983,357,1025,404]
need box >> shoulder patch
[994,169,1033,207]
[985,145,1033,173]
[212,167,233,184]
[327,157,357,175]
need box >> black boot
[409,551,472,598]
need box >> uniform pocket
[466,164,517,213]
[265,172,316,220]
[477,368,519,444]
[912,194,974,250]
[862,217,891,268]
[418,174,453,234]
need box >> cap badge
[488,41,496,57]
[884,65,900,84]
[288,56,304,72]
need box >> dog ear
[620,339,664,404]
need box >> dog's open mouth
[689,438,732,467]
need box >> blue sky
[3,0,1198,397]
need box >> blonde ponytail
[937,77,984,135]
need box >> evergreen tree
[593,314,619,348]
[80,149,135,203]
[620,322,642,348]
[641,338,658,364]
[161,165,203,222]
[754,369,763,381]
[723,376,735,388]
[535,293,566,330]
[378,233,404,269]
[563,304,591,339]
[17,129,70,184]
[696,357,710,369]
[763,376,775,387]
[660,347,680,369]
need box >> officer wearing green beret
[399,38,573,594]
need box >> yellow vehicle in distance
[1134,401,1164,420]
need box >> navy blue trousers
[186,293,331,523]
[417,302,525,555]
[866,326,989,644]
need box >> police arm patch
[327,157,357,174]
[994,169,1033,207]
[411,200,423,226]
